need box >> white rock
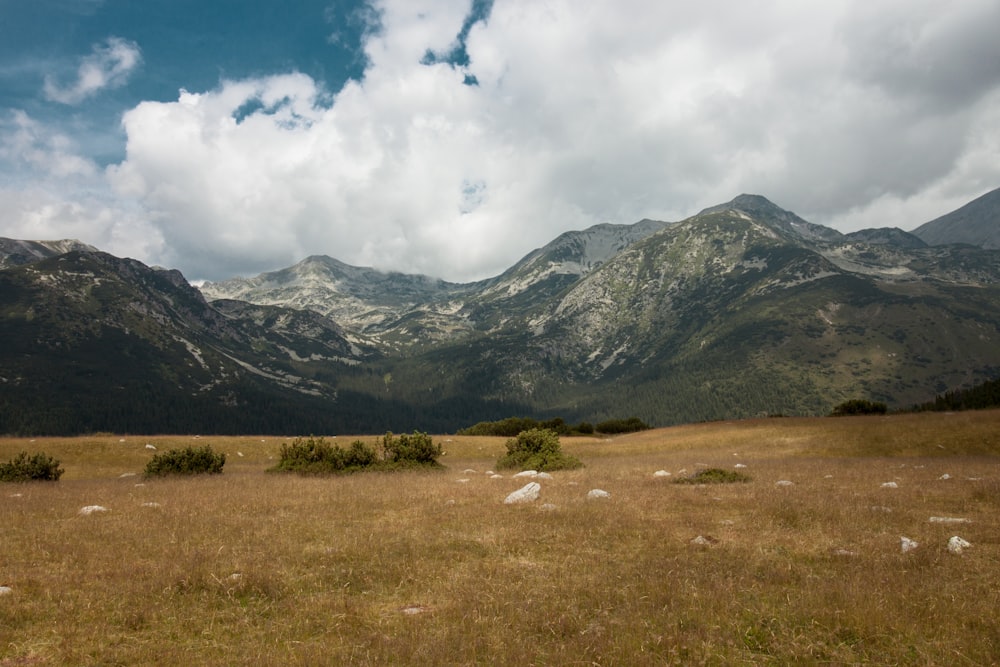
[900,536,919,553]
[535,472,554,480]
[119,472,136,478]
[456,478,470,484]
[237,452,244,457]
[690,535,718,546]
[734,463,747,469]
[78,505,108,515]
[947,536,971,554]
[489,474,503,479]
[485,471,495,476]
[504,482,541,504]
[513,470,538,478]
[463,468,478,474]
[539,503,558,512]
[929,516,971,524]
[144,444,156,450]
[832,548,858,557]
[881,482,898,489]
[653,470,671,477]
[0,586,12,596]
[141,502,161,508]
[775,480,794,487]
[587,489,611,499]
[938,473,951,480]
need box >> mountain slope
[0,237,97,269]
[912,187,1000,248]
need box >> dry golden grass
[1,412,998,665]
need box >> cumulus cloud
[62,1,1000,280]
[44,37,142,105]
[0,111,163,259]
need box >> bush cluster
[594,417,652,434]
[0,451,64,482]
[272,432,442,475]
[830,399,888,416]
[144,445,226,477]
[495,428,583,472]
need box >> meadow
[1,411,998,665]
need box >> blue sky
[2,0,999,282]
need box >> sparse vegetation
[459,416,596,437]
[0,450,63,482]
[144,444,226,477]
[0,411,998,664]
[495,427,583,471]
[674,467,751,484]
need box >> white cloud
[19,0,1000,282]
[44,37,142,105]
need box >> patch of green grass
[674,467,752,484]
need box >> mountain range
[2,189,999,435]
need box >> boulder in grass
[587,489,611,499]
[513,470,538,478]
[0,586,12,596]
[881,482,899,489]
[653,470,671,478]
[947,536,971,554]
[900,536,919,553]
[78,505,108,516]
[504,482,541,504]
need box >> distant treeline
[458,416,651,437]
[912,376,1000,413]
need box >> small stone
[690,535,718,546]
[144,443,156,450]
[463,469,477,474]
[938,473,951,480]
[900,536,919,553]
[535,472,554,480]
[929,516,971,524]
[881,482,898,489]
[947,536,971,554]
[489,474,503,479]
[539,503,558,512]
[0,586,12,596]
[513,470,538,478]
[456,478,470,483]
[237,452,244,457]
[734,463,747,469]
[775,480,794,487]
[141,502,161,508]
[119,472,137,478]
[653,470,671,477]
[78,505,108,516]
[870,506,892,513]
[587,489,611,499]
[504,482,541,504]
[400,604,430,615]
[832,548,858,557]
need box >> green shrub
[830,399,888,416]
[378,431,442,467]
[0,451,64,482]
[674,468,751,484]
[144,445,226,477]
[495,428,583,472]
[595,417,652,434]
[271,432,441,475]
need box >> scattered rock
[930,516,971,524]
[504,482,541,504]
[690,535,719,546]
[870,506,893,513]
[400,604,431,615]
[947,536,971,554]
[141,502,161,508]
[485,470,495,476]
[539,503,558,512]
[900,536,919,553]
[881,482,899,489]
[228,573,243,582]
[653,470,671,478]
[237,452,244,457]
[513,470,538,478]
[832,548,858,557]
[8,493,23,498]
[444,499,456,506]
[463,468,478,474]
[78,505,108,516]
[144,444,156,450]
[0,586,12,596]
[938,473,951,480]
[119,472,137,478]
[734,463,747,469]
[535,472,554,480]
[587,489,611,499]
[489,474,503,479]
[823,474,834,479]
[775,480,794,487]
[456,478,470,484]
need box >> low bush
[0,451,64,482]
[495,428,583,472]
[595,417,651,434]
[830,399,888,416]
[459,416,596,437]
[674,468,751,484]
[144,445,226,477]
[272,432,442,475]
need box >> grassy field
[1,411,998,665]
